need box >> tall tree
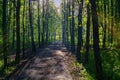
[42,0,45,45]
[84,3,90,64]
[77,0,83,62]
[111,0,114,47]
[29,0,36,52]
[22,0,25,57]
[66,0,69,47]
[89,0,103,79]
[62,0,65,44]
[64,0,67,46]
[15,0,21,64]
[38,0,41,47]
[102,0,107,48]
[7,0,12,46]
[71,0,75,52]
[2,0,7,68]
[45,0,49,44]
[12,0,16,50]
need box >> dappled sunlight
[0,0,120,80]
[10,43,72,80]
[54,50,66,57]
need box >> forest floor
[6,42,85,80]
[2,43,119,80]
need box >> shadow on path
[10,42,73,80]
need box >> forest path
[10,42,73,80]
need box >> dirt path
[9,42,73,80]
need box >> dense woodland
[0,0,120,80]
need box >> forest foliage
[0,0,120,80]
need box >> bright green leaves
[85,0,89,4]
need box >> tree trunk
[12,0,16,50]
[89,0,103,79]
[45,0,49,44]
[102,0,107,48]
[77,0,83,62]
[29,0,36,52]
[38,0,41,47]
[62,0,66,45]
[84,3,90,64]
[42,0,45,45]
[22,0,25,57]
[15,0,21,64]
[66,0,69,47]
[111,0,114,48]
[2,0,7,68]
[71,0,75,52]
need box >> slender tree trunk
[63,0,67,46]
[38,0,41,47]
[45,0,49,44]
[62,0,65,45]
[50,16,53,42]
[42,0,45,45]
[66,0,69,47]
[15,0,21,64]
[7,1,12,47]
[103,0,107,48]
[107,0,111,47]
[71,0,75,52]
[84,3,90,64]
[22,0,25,57]
[90,0,103,80]
[111,0,114,48]
[2,0,7,68]
[77,0,83,62]
[12,0,16,49]
[29,0,36,52]
[25,2,30,46]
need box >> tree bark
[84,3,90,64]
[38,0,41,47]
[29,0,36,52]
[2,0,7,68]
[15,0,21,64]
[102,0,107,48]
[42,0,45,45]
[89,0,103,79]
[71,0,75,52]
[22,0,25,57]
[77,0,83,62]
[12,0,16,50]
